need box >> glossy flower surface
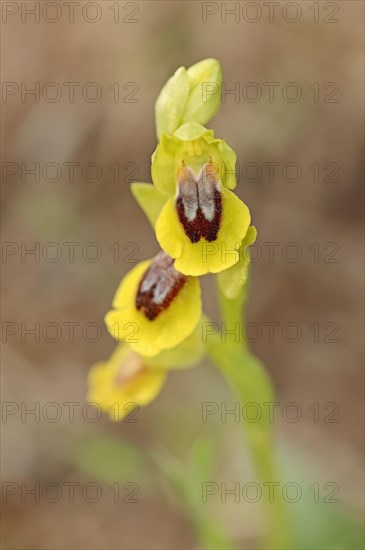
[105,251,201,356]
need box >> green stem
[216,282,246,347]
[207,279,290,549]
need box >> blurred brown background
[1,1,364,549]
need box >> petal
[155,197,184,258]
[174,122,214,142]
[87,361,113,410]
[217,225,257,299]
[87,346,167,421]
[112,260,152,309]
[87,344,130,410]
[217,140,237,190]
[105,260,202,357]
[151,133,179,196]
[152,125,238,196]
[155,188,250,276]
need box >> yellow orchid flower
[105,251,201,357]
[88,321,206,421]
[152,123,251,276]
[87,345,166,421]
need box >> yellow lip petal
[155,188,250,276]
[87,345,167,421]
[112,260,152,309]
[105,258,202,357]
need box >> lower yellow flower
[87,345,166,421]
[88,320,206,421]
[105,251,201,357]
[155,163,251,276]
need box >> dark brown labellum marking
[176,163,222,243]
[136,251,187,321]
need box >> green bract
[151,122,237,196]
[155,59,222,139]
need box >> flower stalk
[208,273,291,549]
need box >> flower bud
[155,66,190,140]
[155,59,222,140]
[182,58,222,128]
